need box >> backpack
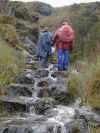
[58,25,74,42]
[44,32,52,45]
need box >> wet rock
[24,38,36,54]
[33,98,55,115]
[0,127,33,133]
[65,119,88,133]
[36,87,45,97]
[6,84,33,97]
[0,122,59,133]
[51,71,64,78]
[48,84,73,105]
[92,107,100,115]
[28,34,37,43]
[78,107,100,126]
[39,5,52,16]
[37,81,48,88]
[23,50,34,63]
[35,70,49,78]
[15,23,26,30]
[15,6,39,22]
[15,9,25,19]
[15,73,35,84]
[0,96,35,113]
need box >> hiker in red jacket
[52,21,74,71]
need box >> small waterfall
[48,106,75,133]
[61,125,68,133]
[53,123,67,133]
[47,64,57,81]
[20,96,36,114]
[74,97,81,109]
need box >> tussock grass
[83,55,100,108]
[0,40,25,95]
[68,53,100,108]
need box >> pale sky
[11,0,100,7]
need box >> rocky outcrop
[6,84,33,97]
[39,5,52,16]
[0,53,100,133]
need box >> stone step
[0,96,55,114]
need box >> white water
[48,106,75,124]
[46,64,57,81]
[48,106,75,133]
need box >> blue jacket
[36,30,52,58]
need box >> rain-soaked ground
[0,55,100,133]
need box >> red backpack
[58,24,74,42]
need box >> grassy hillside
[0,0,40,96]
[40,2,100,55]
[0,40,24,95]
[40,2,100,114]
[0,0,100,111]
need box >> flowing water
[0,56,99,133]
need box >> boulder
[51,71,65,79]
[15,73,35,84]
[65,119,88,133]
[78,106,100,126]
[48,84,73,105]
[39,5,52,16]
[92,107,100,115]
[6,84,33,97]
[35,70,49,78]
[0,122,59,133]
[33,98,55,114]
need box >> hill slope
[0,0,52,94]
[40,2,100,116]
[40,2,100,55]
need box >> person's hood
[41,30,48,33]
[62,21,68,26]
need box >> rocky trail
[0,52,100,133]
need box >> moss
[0,24,20,47]
[71,125,81,133]
[0,14,16,25]
[43,89,49,97]
[0,103,3,117]
[68,78,80,98]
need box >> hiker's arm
[52,32,58,46]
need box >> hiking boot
[63,67,68,71]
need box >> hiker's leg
[40,57,47,67]
[63,50,69,71]
[57,49,63,70]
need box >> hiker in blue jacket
[36,26,52,66]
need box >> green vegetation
[0,1,39,97]
[71,125,81,133]
[67,53,100,108]
[0,40,24,95]
[83,55,100,108]
[40,1,100,111]
[40,2,100,55]
[88,123,100,133]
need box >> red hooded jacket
[52,23,74,50]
